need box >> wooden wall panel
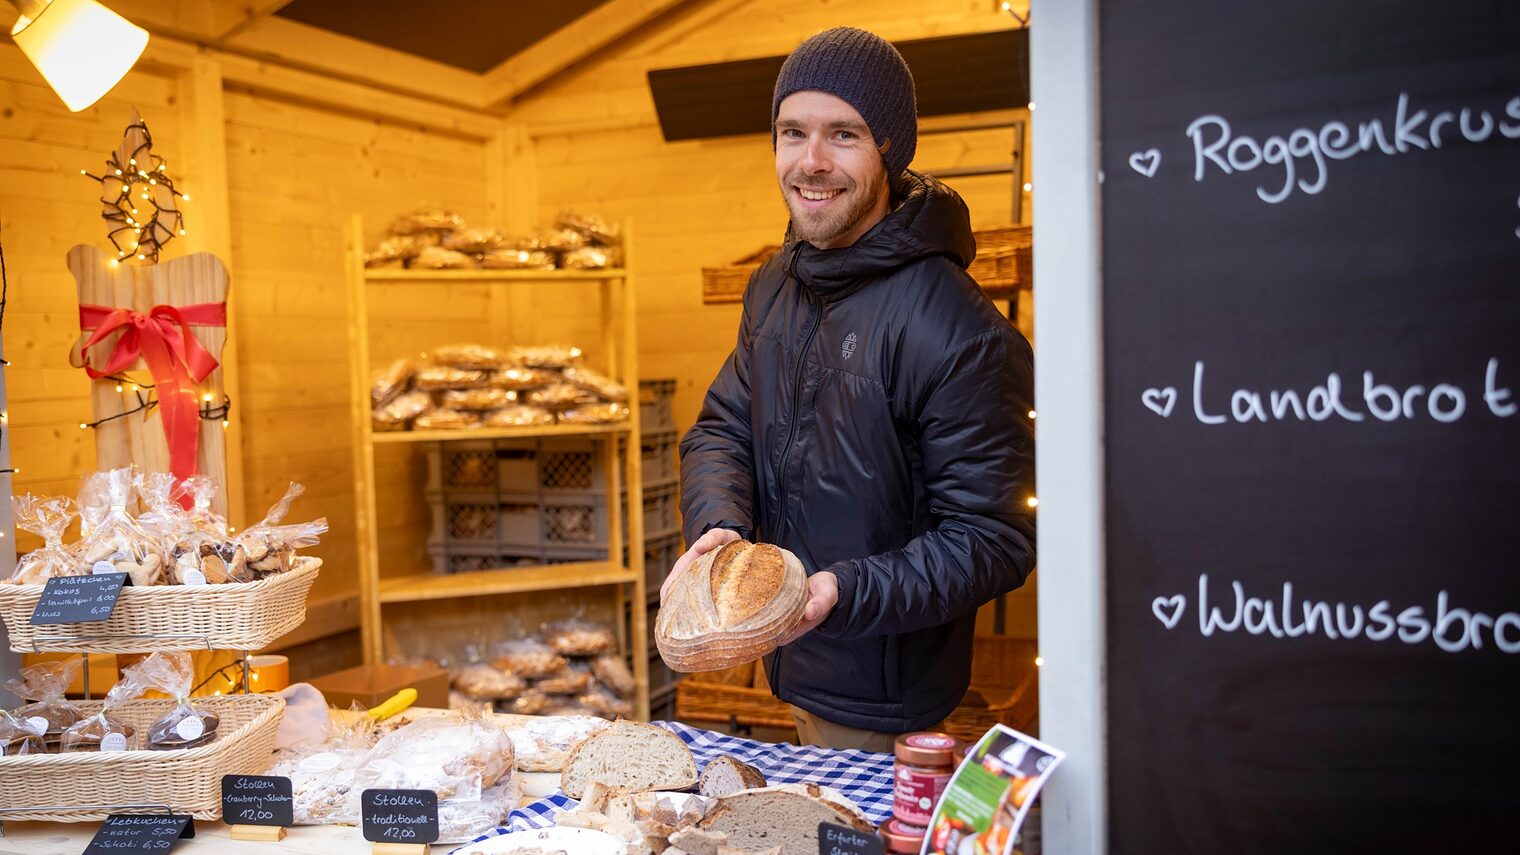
[514,0,1032,449]
[223,91,494,604]
[0,51,186,553]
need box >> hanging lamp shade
[10,0,148,112]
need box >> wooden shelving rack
[344,216,649,720]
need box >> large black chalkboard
[1099,2,1520,852]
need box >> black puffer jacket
[679,171,1035,732]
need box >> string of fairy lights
[72,113,225,434]
[0,218,13,481]
[75,373,232,432]
[79,117,188,264]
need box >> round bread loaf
[655,540,807,672]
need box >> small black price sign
[818,822,884,855]
[29,572,129,626]
[361,788,439,845]
[83,813,195,853]
[221,774,294,827]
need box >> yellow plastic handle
[367,687,418,721]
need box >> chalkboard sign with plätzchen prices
[221,775,293,827]
[361,788,439,845]
[29,572,129,626]
[83,813,195,853]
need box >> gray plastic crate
[428,491,611,551]
[426,541,604,575]
[641,530,684,603]
[620,479,679,543]
[649,653,682,698]
[427,437,614,495]
[645,599,682,697]
[639,379,677,433]
[634,430,679,484]
[650,684,678,722]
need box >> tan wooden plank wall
[0,0,1036,651]
[221,90,496,606]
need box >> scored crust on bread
[699,756,768,798]
[560,719,698,799]
[656,540,807,673]
[708,542,786,626]
[698,785,874,855]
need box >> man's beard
[782,170,887,247]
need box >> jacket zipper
[771,243,816,698]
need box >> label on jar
[101,732,128,752]
[920,726,1066,855]
[181,568,208,586]
[894,764,952,826]
[25,716,50,735]
[175,716,205,742]
[298,751,341,773]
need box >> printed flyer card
[919,725,1064,855]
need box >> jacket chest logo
[841,332,858,360]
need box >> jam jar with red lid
[893,731,963,826]
[880,817,928,854]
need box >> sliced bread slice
[699,756,768,798]
[560,719,698,799]
[698,786,874,855]
[669,826,729,855]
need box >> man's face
[775,91,891,250]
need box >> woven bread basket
[0,557,321,653]
[0,693,284,821]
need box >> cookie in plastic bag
[133,653,221,750]
[5,659,83,745]
[73,468,166,586]
[6,495,84,584]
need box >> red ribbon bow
[78,302,227,490]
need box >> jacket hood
[784,169,978,298]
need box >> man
[670,27,1036,752]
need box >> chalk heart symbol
[1129,149,1161,178]
[1152,595,1186,630]
[1141,387,1177,418]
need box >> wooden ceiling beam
[220,16,487,109]
[481,0,694,108]
[137,36,502,141]
[95,0,219,42]
[209,0,298,41]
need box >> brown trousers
[762,660,942,753]
[789,705,906,753]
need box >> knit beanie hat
[771,27,917,178]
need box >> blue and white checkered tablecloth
[471,720,894,845]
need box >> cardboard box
[309,662,450,711]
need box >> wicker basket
[0,694,284,821]
[967,225,1033,300]
[701,227,1031,305]
[0,557,322,653]
[676,636,1040,739]
[676,679,794,730]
